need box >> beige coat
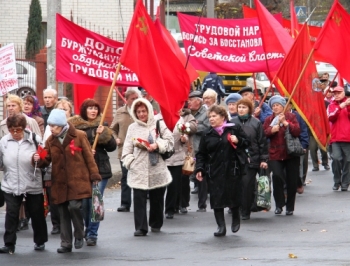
[0,113,42,139]
[122,98,174,190]
[166,109,197,166]
[110,105,134,159]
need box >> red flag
[313,0,350,83]
[119,0,190,130]
[154,19,198,82]
[275,24,330,150]
[338,73,344,87]
[242,4,283,24]
[73,84,98,115]
[290,0,300,38]
[254,0,293,78]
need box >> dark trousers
[120,161,132,208]
[309,134,328,168]
[46,186,60,229]
[3,192,48,247]
[241,167,258,216]
[165,166,182,214]
[58,200,84,248]
[179,174,190,208]
[133,187,165,232]
[198,176,208,209]
[269,157,299,212]
[331,142,350,188]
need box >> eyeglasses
[9,128,24,134]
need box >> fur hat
[268,95,286,109]
[225,93,242,105]
[47,109,67,127]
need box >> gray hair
[125,87,140,99]
[43,87,58,98]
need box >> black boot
[213,209,226,237]
[231,207,240,233]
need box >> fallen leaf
[289,253,298,259]
[306,179,312,184]
[239,257,249,260]
[300,229,309,232]
[320,229,327,233]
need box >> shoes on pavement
[341,187,348,191]
[297,186,304,194]
[86,238,97,246]
[241,215,250,220]
[57,246,72,253]
[151,228,161,233]
[323,164,330,170]
[74,238,83,249]
[275,207,283,215]
[134,229,147,236]
[191,187,198,194]
[286,210,294,216]
[196,208,206,212]
[34,243,45,251]
[333,184,340,191]
[312,167,319,171]
[166,213,174,219]
[180,207,188,214]
[51,227,60,235]
[117,206,130,212]
[0,245,15,254]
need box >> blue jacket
[254,101,272,124]
[201,73,225,97]
[292,110,309,149]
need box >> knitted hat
[268,95,286,109]
[47,109,67,127]
[225,93,242,105]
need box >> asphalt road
[1,157,350,266]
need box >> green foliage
[25,0,42,59]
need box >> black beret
[189,90,203,98]
[238,86,253,95]
[330,81,338,88]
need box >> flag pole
[258,75,278,108]
[283,48,315,112]
[92,63,122,150]
[324,72,338,95]
[184,1,206,69]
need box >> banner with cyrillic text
[178,13,286,73]
[0,43,18,96]
[56,14,139,86]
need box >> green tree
[25,0,42,59]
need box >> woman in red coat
[263,96,300,216]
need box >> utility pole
[207,0,215,18]
[47,0,63,96]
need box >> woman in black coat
[195,105,250,237]
[231,99,268,220]
[68,99,117,246]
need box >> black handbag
[156,120,175,160]
[284,126,305,156]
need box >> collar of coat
[47,122,77,149]
[130,98,155,127]
[67,115,113,145]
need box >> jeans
[82,179,108,240]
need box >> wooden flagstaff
[283,48,315,113]
[92,62,122,150]
[258,74,278,108]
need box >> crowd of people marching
[0,70,348,254]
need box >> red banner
[177,13,286,73]
[56,14,139,87]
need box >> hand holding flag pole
[92,63,122,150]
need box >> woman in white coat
[122,98,174,236]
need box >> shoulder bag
[156,120,175,160]
[182,142,195,175]
[285,126,305,156]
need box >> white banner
[0,43,18,96]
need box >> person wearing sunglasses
[0,114,48,254]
